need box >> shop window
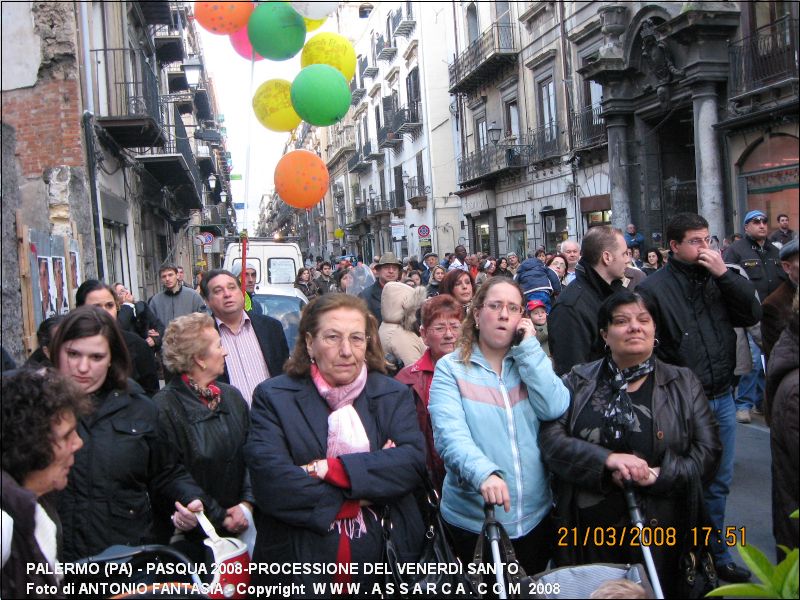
[542,209,568,253]
[507,216,527,257]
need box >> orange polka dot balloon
[274,150,329,209]
[194,1,255,35]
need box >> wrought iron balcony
[406,176,430,209]
[91,48,165,148]
[389,190,406,213]
[136,104,203,209]
[527,122,563,164]
[457,140,529,186]
[392,102,422,136]
[326,127,356,166]
[378,124,403,149]
[570,105,606,150]
[362,55,379,79]
[195,142,218,177]
[347,148,372,173]
[354,205,368,221]
[391,6,416,37]
[375,34,397,62]
[371,195,391,216]
[364,140,384,161]
[729,17,798,100]
[350,76,366,105]
[449,23,518,94]
[153,21,186,64]
[136,0,171,25]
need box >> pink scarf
[310,363,371,539]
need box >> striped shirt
[216,312,271,407]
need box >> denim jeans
[735,334,764,412]
[704,391,736,565]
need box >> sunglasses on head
[747,218,768,225]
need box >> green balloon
[291,65,352,127]
[247,3,306,61]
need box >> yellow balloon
[252,79,301,132]
[304,17,326,32]
[300,32,356,82]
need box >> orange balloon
[274,150,329,209]
[194,1,254,35]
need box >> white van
[223,239,303,292]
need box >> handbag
[467,508,536,599]
[382,477,479,598]
[676,465,718,598]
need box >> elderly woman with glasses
[245,294,426,590]
[429,278,570,575]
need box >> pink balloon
[230,26,264,61]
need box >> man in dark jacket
[548,226,627,375]
[723,209,785,302]
[359,252,402,325]
[201,270,289,406]
[762,239,798,362]
[638,213,761,583]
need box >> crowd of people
[2,211,797,598]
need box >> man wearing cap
[359,252,402,324]
[724,209,785,302]
[421,252,439,286]
[768,214,795,246]
[231,261,263,315]
[762,239,798,364]
[507,252,520,276]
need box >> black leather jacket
[539,358,721,564]
[637,257,761,397]
[153,378,254,537]
[57,381,207,560]
[723,235,785,301]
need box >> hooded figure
[378,282,427,369]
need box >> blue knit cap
[743,209,767,227]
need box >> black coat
[244,372,425,587]
[57,381,207,560]
[214,313,290,386]
[723,236,785,301]
[153,378,254,540]
[548,260,623,375]
[122,330,160,396]
[539,359,721,590]
[637,257,761,397]
[360,282,384,325]
[118,301,164,342]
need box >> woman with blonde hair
[154,313,254,557]
[429,277,569,575]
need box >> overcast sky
[197,20,334,233]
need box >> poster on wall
[52,256,69,315]
[69,250,81,289]
[37,257,57,322]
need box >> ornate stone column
[692,81,726,238]
[606,113,631,230]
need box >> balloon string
[242,49,256,236]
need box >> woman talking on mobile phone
[428,278,570,574]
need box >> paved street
[727,415,776,568]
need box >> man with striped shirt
[201,269,289,406]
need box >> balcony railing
[350,76,366,105]
[378,124,403,149]
[406,176,429,209]
[449,23,518,94]
[91,48,165,147]
[326,127,356,165]
[391,5,416,37]
[527,122,563,164]
[729,17,798,99]
[362,56,379,79]
[347,148,371,173]
[375,34,397,62]
[389,190,406,212]
[570,104,606,150]
[392,102,422,136]
[457,140,529,186]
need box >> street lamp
[487,121,502,145]
[402,171,410,187]
[207,174,216,190]
[183,57,204,88]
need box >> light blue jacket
[429,336,569,537]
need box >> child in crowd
[527,299,550,357]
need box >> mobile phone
[512,328,525,346]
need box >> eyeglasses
[683,236,712,247]
[747,218,768,225]
[480,301,524,315]
[317,332,369,348]
[429,323,462,335]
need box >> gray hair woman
[155,313,254,557]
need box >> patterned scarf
[181,374,222,411]
[310,363,370,539]
[600,356,655,450]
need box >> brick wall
[2,78,85,179]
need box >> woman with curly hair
[440,269,476,316]
[1,368,91,598]
[428,277,569,575]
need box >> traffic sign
[417,224,430,238]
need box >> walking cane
[484,505,508,600]
[623,481,665,599]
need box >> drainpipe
[557,0,580,239]
[79,1,107,279]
